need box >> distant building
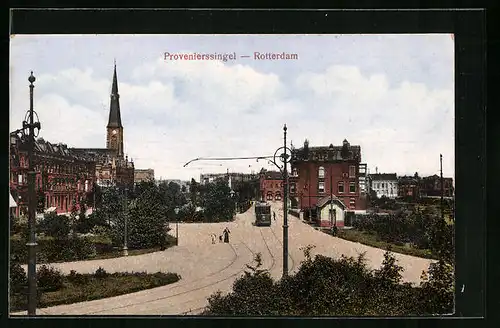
[370,173,398,199]
[290,139,368,221]
[398,175,421,200]
[420,174,454,198]
[259,170,283,201]
[156,179,190,192]
[135,169,155,183]
[200,172,259,190]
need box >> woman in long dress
[223,227,230,243]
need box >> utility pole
[123,187,128,256]
[282,124,289,277]
[26,72,40,316]
[440,154,444,221]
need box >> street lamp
[123,187,128,256]
[22,71,41,316]
[257,125,292,278]
[174,207,180,246]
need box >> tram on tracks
[254,201,272,226]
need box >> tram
[254,201,272,226]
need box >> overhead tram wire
[183,156,274,168]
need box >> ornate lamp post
[25,71,41,316]
[174,207,180,246]
[258,125,292,278]
[123,187,128,256]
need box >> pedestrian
[273,211,276,221]
[219,235,223,243]
[223,227,231,243]
[211,234,216,244]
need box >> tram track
[86,212,276,315]
[171,223,278,315]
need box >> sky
[10,34,454,182]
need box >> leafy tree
[201,179,235,222]
[126,182,169,249]
[39,213,70,239]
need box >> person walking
[223,227,231,243]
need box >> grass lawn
[334,229,438,260]
[10,271,181,312]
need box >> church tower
[106,61,124,158]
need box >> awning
[9,193,17,208]
[45,207,57,213]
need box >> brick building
[397,175,421,200]
[70,63,134,190]
[259,170,283,201]
[420,174,454,198]
[289,139,368,221]
[9,133,96,217]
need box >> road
[11,202,433,316]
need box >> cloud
[10,39,454,181]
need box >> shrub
[67,270,90,285]
[94,267,108,279]
[204,247,453,316]
[10,262,27,293]
[37,265,64,292]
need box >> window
[318,181,325,193]
[350,198,356,207]
[350,182,356,193]
[338,181,344,193]
[290,183,296,193]
[292,168,298,176]
[318,166,325,179]
[349,165,356,178]
[18,174,23,184]
[275,192,282,201]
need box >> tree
[201,179,235,222]
[39,212,70,239]
[127,183,169,249]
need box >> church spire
[107,61,122,128]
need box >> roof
[107,63,123,128]
[370,173,397,181]
[291,140,361,162]
[262,171,282,180]
[11,133,95,163]
[316,195,346,209]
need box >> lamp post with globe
[174,207,180,246]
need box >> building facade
[370,173,398,199]
[70,63,134,190]
[420,174,454,198]
[9,133,96,217]
[259,170,283,201]
[290,139,368,220]
[134,169,155,183]
[397,175,421,200]
[200,172,259,190]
